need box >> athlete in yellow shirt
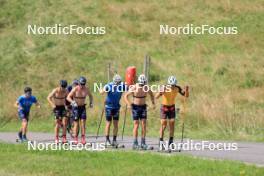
[156,76,188,148]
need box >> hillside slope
[0,0,263,141]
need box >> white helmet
[167,76,177,85]
[138,74,147,85]
[113,74,122,84]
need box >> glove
[71,101,78,108]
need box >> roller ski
[105,140,125,149]
[112,140,125,149]
[157,141,172,153]
[132,140,153,150]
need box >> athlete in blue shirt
[14,87,40,141]
[100,74,127,146]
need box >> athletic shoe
[105,139,112,147]
[112,140,118,147]
[22,135,28,142]
[132,141,139,150]
[81,136,86,145]
[62,136,67,143]
[73,137,78,145]
[141,143,148,150]
[55,136,59,144]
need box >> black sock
[159,138,163,141]
[113,136,117,141]
[169,137,173,144]
[141,138,145,144]
[106,135,110,141]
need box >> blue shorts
[72,105,86,121]
[105,108,120,121]
[18,110,29,121]
[132,104,147,121]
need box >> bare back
[132,84,148,105]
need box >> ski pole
[179,86,189,152]
[121,105,128,140]
[96,106,105,139]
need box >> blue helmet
[60,80,68,88]
[72,79,79,86]
[79,76,86,85]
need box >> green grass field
[0,0,263,141]
[0,143,263,176]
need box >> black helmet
[72,79,79,86]
[24,87,32,93]
[79,76,86,85]
[60,80,68,88]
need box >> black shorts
[105,108,120,121]
[72,105,86,121]
[66,105,73,118]
[132,104,147,121]
[18,110,29,121]
[160,105,176,119]
[53,105,66,119]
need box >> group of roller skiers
[15,73,189,150]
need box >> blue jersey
[17,95,37,113]
[104,82,127,109]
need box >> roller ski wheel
[140,144,153,150]
[16,138,32,143]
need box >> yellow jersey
[161,87,179,106]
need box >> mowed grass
[0,143,263,176]
[0,0,264,141]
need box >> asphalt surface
[0,132,264,167]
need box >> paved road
[0,132,264,167]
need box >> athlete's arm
[14,101,22,110]
[124,88,134,107]
[148,88,155,106]
[67,87,76,103]
[99,88,105,94]
[35,101,41,108]
[47,89,56,108]
[87,88,93,107]
[176,85,185,96]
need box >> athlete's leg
[54,119,61,142]
[133,120,139,139]
[105,120,111,137]
[21,119,28,136]
[62,117,68,143]
[168,119,175,144]
[80,119,86,144]
[73,120,79,137]
[105,108,112,142]
[141,119,147,139]
[112,109,119,142]
[160,119,167,140]
[113,120,118,138]
[80,119,86,136]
